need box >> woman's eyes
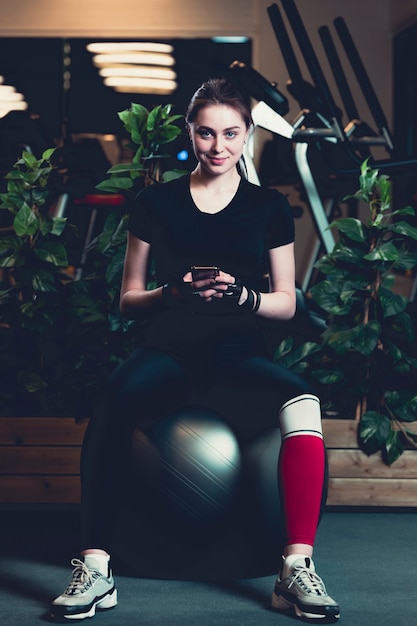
[198,129,238,139]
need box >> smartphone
[191,266,220,281]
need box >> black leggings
[80,345,314,550]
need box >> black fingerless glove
[222,279,261,313]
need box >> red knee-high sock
[278,394,325,547]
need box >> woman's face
[188,104,248,177]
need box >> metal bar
[279,0,341,122]
[318,25,359,123]
[333,16,395,152]
[266,3,309,109]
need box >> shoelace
[288,566,327,596]
[64,558,97,595]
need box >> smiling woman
[188,106,248,179]
[49,76,340,623]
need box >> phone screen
[191,266,220,281]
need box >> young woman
[50,78,340,622]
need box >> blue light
[177,149,189,161]
[211,36,249,43]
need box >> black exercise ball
[130,405,242,534]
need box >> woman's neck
[189,167,242,214]
[190,165,240,191]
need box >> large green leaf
[14,203,39,236]
[392,249,417,270]
[146,105,162,131]
[30,268,58,292]
[364,240,401,262]
[162,169,189,182]
[378,286,408,317]
[388,220,417,241]
[107,162,144,174]
[385,390,417,422]
[277,341,321,370]
[358,410,391,455]
[329,217,366,243]
[96,177,133,193]
[105,246,126,285]
[329,242,368,266]
[158,124,183,144]
[310,280,352,315]
[0,235,24,267]
[34,239,68,266]
[392,205,415,218]
[384,430,405,465]
[353,321,381,355]
[273,336,294,361]
[325,321,380,355]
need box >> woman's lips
[207,156,227,165]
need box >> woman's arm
[257,242,296,321]
[119,233,162,318]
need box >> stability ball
[112,401,327,580]
[130,405,242,534]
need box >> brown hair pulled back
[185,77,253,129]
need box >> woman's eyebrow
[197,125,241,132]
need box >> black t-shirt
[128,174,295,366]
[129,174,294,292]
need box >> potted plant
[0,103,186,419]
[0,102,186,504]
[275,160,417,466]
[89,102,187,300]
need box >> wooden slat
[323,418,417,448]
[322,419,358,448]
[0,475,81,503]
[327,449,417,479]
[0,417,88,446]
[327,477,417,507]
[0,446,81,474]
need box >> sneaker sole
[271,590,340,621]
[51,588,118,620]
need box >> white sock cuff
[83,553,110,575]
[278,394,323,440]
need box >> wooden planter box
[0,417,87,504]
[323,419,417,507]
[1,416,416,507]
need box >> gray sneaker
[271,556,340,621]
[50,558,117,620]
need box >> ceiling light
[92,52,175,67]
[88,41,177,95]
[98,66,176,80]
[103,77,178,94]
[0,76,28,118]
[87,42,173,54]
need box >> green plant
[86,102,187,316]
[0,103,187,418]
[0,149,106,416]
[97,102,185,195]
[275,160,417,464]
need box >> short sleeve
[128,186,155,243]
[265,189,295,249]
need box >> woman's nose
[211,136,224,153]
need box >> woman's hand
[183,269,254,307]
[183,269,240,303]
